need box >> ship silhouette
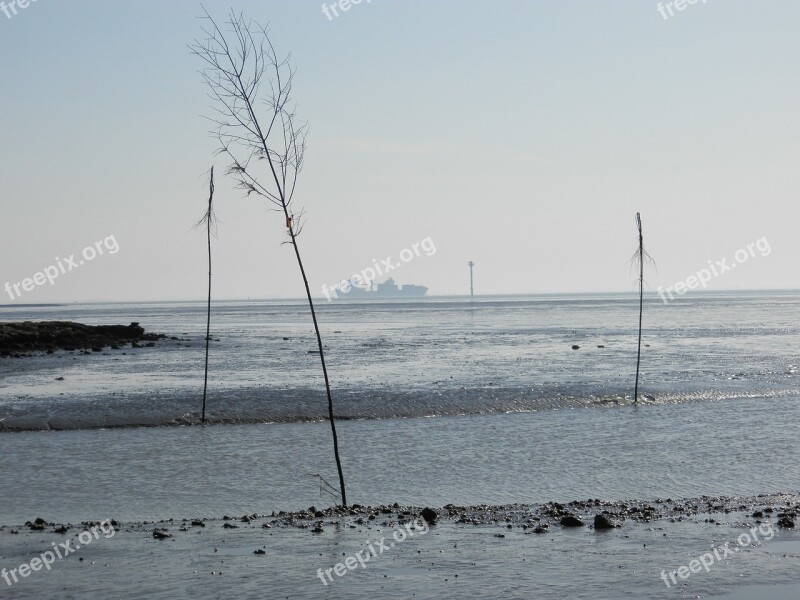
[338,277,428,299]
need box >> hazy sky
[1,0,798,303]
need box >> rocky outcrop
[560,515,585,527]
[0,321,165,356]
[594,514,618,529]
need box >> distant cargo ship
[338,277,428,299]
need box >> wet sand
[1,493,798,599]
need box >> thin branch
[198,166,215,424]
[192,9,347,506]
[633,212,650,405]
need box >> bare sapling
[195,166,216,424]
[192,10,347,505]
[631,212,654,404]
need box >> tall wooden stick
[634,212,644,404]
[201,167,215,423]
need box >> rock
[752,511,763,518]
[191,520,205,527]
[54,525,69,534]
[27,518,47,531]
[594,514,617,529]
[777,516,795,528]
[311,525,324,534]
[421,507,438,525]
[533,524,549,533]
[0,321,165,356]
[560,515,584,527]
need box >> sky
[0,0,798,303]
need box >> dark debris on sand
[0,321,166,357]
[7,492,788,541]
[3,494,796,546]
[263,493,797,534]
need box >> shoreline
[1,493,798,599]
[4,491,796,533]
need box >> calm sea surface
[0,292,798,523]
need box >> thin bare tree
[631,212,653,404]
[195,166,216,424]
[191,9,347,505]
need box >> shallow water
[1,505,798,600]
[1,291,799,429]
[0,395,797,525]
[1,293,799,598]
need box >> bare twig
[631,212,654,404]
[192,9,348,505]
[306,473,342,504]
[194,166,216,423]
